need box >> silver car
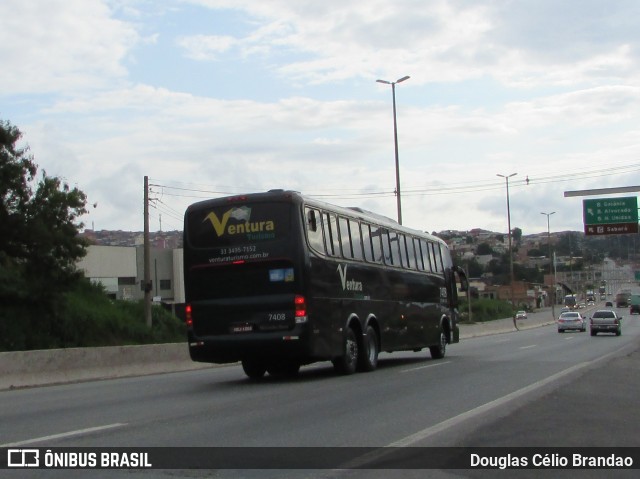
[557,311,586,333]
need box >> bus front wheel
[242,358,267,379]
[429,329,447,360]
[332,327,359,375]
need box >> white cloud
[4,0,640,234]
[177,34,237,61]
[0,0,138,95]
[182,0,640,88]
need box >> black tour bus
[184,190,468,379]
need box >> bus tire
[358,325,379,372]
[332,327,359,375]
[242,359,266,379]
[429,329,447,359]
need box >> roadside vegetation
[458,298,515,323]
[1,279,185,352]
[0,120,185,352]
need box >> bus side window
[322,212,338,256]
[421,239,433,272]
[405,236,417,269]
[441,246,453,270]
[432,243,443,273]
[329,214,341,258]
[391,231,403,266]
[413,237,424,270]
[349,219,364,261]
[395,233,408,268]
[338,216,353,259]
[380,229,393,265]
[305,208,325,254]
[370,225,384,263]
[361,223,375,262]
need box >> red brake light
[185,304,193,327]
[295,295,306,317]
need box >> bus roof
[185,190,446,245]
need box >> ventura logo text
[337,264,363,292]
[203,208,274,238]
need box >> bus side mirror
[455,266,469,292]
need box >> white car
[515,310,527,320]
[557,311,586,333]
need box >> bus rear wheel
[332,327,358,375]
[242,358,267,379]
[429,329,447,359]
[358,325,379,372]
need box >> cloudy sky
[2,0,640,236]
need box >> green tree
[476,242,493,255]
[0,120,88,350]
[464,257,484,277]
[512,227,523,244]
[556,232,582,257]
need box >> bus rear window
[188,260,297,300]
[186,202,291,248]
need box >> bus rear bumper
[188,330,314,364]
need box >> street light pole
[541,211,556,320]
[377,75,410,225]
[497,173,517,323]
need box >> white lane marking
[400,361,451,373]
[387,347,627,447]
[0,423,127,447]
[519,345,537,350]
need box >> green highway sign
[583,197,638,226]
[585,223,638,236]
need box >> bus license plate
[231,324,253,333]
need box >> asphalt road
[2,305,639,479]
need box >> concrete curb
[0,343,213,391]
[1,314,556,390]
[460,314,555,338]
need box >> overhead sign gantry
[565,186,640,236]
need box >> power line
[148,162,640,202]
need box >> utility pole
[541,211,556,320]
[497,173,517,328]
[144,176,152,328]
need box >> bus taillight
[295,295,308,323]
[226,195,248,202]
[185,304,193,327]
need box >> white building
[77,245,185,304]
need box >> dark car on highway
[590,310,622,336]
